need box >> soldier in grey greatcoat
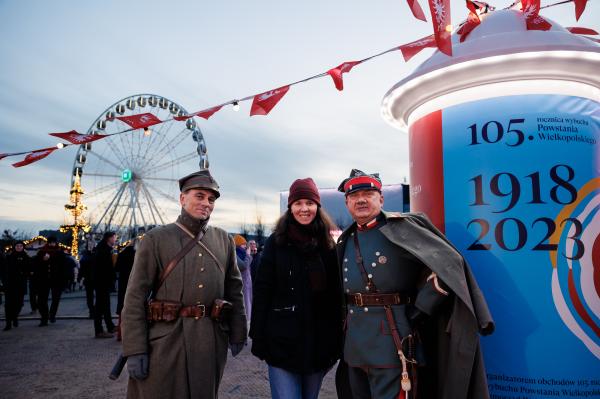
[336,169,494,399]
[121,170,247,399]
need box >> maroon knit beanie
[288,177,321,207]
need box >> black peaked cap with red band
[337,169,382,195]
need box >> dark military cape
[337,211,494,399]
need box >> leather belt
[179,303,209,320]
[346,292,410,307]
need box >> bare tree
[253,215,266,246]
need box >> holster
[146,300,182,322]
[210,298,233,322]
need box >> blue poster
[441,95,600,398]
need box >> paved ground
[0,291,338,398]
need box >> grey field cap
[178,169,220,198]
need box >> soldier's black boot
[3,321,11,331]
[13,319,18,327]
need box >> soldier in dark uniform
[34,236,68,326]
[1,241,29,330]
[336,169,494,399]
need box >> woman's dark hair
[273,207,338,250]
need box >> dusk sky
[1,0,598,236]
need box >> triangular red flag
[115,113,162,129]
[398,35,436,61]
[250,86,290,116]
[466,0,494,15]
[566,27,598,35]
[174,105,224,121]
[406,0,427,21]
[12,147,58,168]
[521,0,552,31]
[457,12,481,42]
[574,0,588,21]
[327,61,362,91]
[428,0,452,56]
[49,130,107,145]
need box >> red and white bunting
[49,130,107,145]
[327,61,362,91]
[521,0,552,31]
[574,0,588,21]
[115,113,162,129]
[250,86,290,116]
[466,0,494,15]
[583,36,600,43]
[428,0,452,56]
[457,12,481,42]
[406,0,427,22]
[566,27,598,35]
[398,34,436,61]
[174,105,224,121]
[12,147,58,168]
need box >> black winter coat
[91,241,116,291]
[250,234,343,374]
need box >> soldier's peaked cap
[337,169,382,195]
[178,169,220,198]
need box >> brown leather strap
[179,304,209,319]
[352,232,377,292]
[346,292,410,307]
[151,224,207,299]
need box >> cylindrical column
[383,9,600,397]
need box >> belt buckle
[355,293,364,307]
[195,303,205,320]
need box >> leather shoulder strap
[152,224,207,298]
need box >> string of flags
[1,0,596,168]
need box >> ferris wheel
[70,94,209,239]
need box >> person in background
[34,236,68,326]
[250,177,343,399]
[115,238,136,341]
[234,234,252,319]
[78,247,95,319]
[92,231,117,338]
[248,239,261,284]
[1,241,29,331]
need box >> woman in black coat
[250,178,343,399]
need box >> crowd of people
[1,167,495,399]
[0,233,136,339]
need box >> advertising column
[409,94,600,397]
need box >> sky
[0,0,598,237]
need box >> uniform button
[344,258,348,263]
[291,287,294,291]
[365,286,370,291]
[346,289,350,293]
[371,262,376,267]
[349,309,354,314]
[344,278,348,282]
[375,252,380,256]
[198,284,204,288]
[200,268,205,272]
[364,308,369,312]
[344,268,348,272]
[198,253,203,257]
[350,233,354,236]
[368,274,373,278]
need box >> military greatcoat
[121,213,247,399]
[337,211,494,399]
